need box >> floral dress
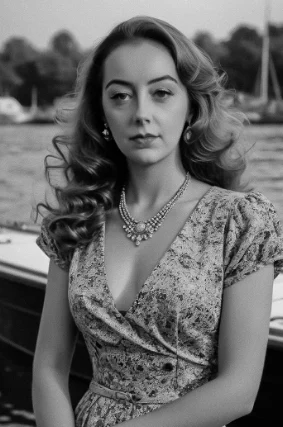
[36,187,283,427]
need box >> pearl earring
[183,125,192,143]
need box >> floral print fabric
[36,187,283,427]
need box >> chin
[128,152,163,166]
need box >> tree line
[0,24,282,107]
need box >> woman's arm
[32,260,78,427]
[117,264,274,427]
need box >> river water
[0,124,283,225]
[0,124,283,426]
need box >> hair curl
[36,15,249,258]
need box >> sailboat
[239,0,283,124]
[0,88,56,125]
[0,96,37,124]
[26,87,56,124]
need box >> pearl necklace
[119,172,191,246]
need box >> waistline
[89,380,177,405]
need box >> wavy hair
[36,15,249,258]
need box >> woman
[32,16,283,427]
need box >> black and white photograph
[0,1,283,426]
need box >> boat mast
[269,57,282,100]
[260,0,271,103]
[30,86,38,113]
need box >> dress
[36,187,283,427]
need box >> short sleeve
[36,217,71,272]
[223,192,283,288]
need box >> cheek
[106,109,129,132]
[174,96,189,120]
[102,97,123,126]
[106,114,129,150]
[164,101,188,134]
[101,94,108,118]
[108,120,127,144]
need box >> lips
[130,135,158,145]
[130,133,158,140]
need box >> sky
[1,0,283,50]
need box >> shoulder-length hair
[36,15,248,257]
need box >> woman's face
[102,39,190,167]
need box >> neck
[124,157,188,212]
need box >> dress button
[162,362,174,372]
[131,393,141,402]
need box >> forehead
[103,40,179,85]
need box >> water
[0,124,283,225]
[0,124,59,225]
[0,124,283,426]
[0,345,36,426]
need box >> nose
[133,94,151,124]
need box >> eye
[110,93,131,102]
[154,90,173,100]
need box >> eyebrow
[105,75,178,90]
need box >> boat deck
[0,224,283,348]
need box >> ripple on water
[0,124,282,225]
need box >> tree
[220,25,262,93]
[229,25,261,46]
[50,30,82,66]
[14,50,78,106]
[0,60,22,95]
[269,24,283,38]
[0,37,37,99]
[2,37,38,64]
[193,31,227,65]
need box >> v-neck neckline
[101,185,216,318]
